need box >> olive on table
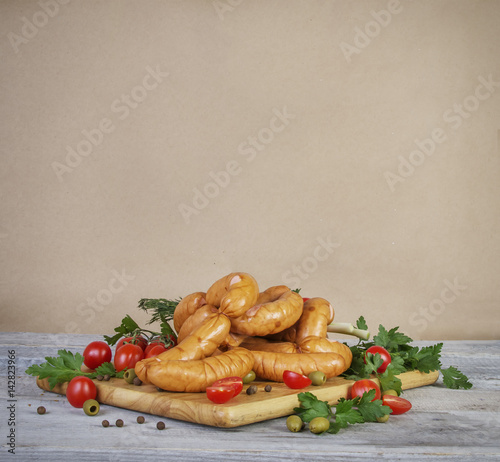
[309,416,330,434]
[308,371,327,386]
[377,414,390,423]
[286,415,304,433]
[82,399,100,416]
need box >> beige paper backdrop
[1,0,499,340]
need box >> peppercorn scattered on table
[3,332,499,461]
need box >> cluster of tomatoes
[65,335,176,409]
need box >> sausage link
[238,337,298,354]
[176,304,219,343]
[299,337,353,365]
[173,292,207,333]
[251,350,347,382]
[135,312,230,383]
[206,272,259,318]
[229,288,303,337]
[144,347,254,392]
[294,298,334,344]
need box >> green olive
[286,415,304,432]
[242,370,256,384]
[308,371,327,386]
[377,414,390,423]
[124,369,137,384]
[309,416,330,434]
[383,389,398,397]
[83,399,100,416]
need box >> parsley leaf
[355,389,391,422]
[103,314,141,346]
[25,349,123,389]
[329,398,364,433]
[356,316,368,331]
[373,325,413,352]
[294,392,332,422]
[441,366,473,390]
[295,390,391,435]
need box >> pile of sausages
[134,272,353,392]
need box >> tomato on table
[283,370,312,389]
[383,395,412,414]
[114,343,145,372]
[211,376,243,397]
[66,376,97,408]
[350,379,381,401]
[83,341,112,370]
[364,345,392,373]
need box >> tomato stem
[327,322,370,340]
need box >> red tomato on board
[116,336,148,352]
[83,341,112,370]
[66,376,97,408]
[211,377,243,397]
[206,386,236,404]
[114,343,144,372]
[383,395,412,414]
[350,379,381,401]
[364,345,392,373]
[283,370,312,389]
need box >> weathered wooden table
[1,332,499,461]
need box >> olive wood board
[36,370,439,428]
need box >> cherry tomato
[144,336,176,356]
[206,385,235,404]
[145,344,167,358]
[283,370,312,389]
[383,395,412,415]
[302,297,310,303]
[350,379,381,401]
[83,341,112,370]
[66,376,97,408]
[116,336,148,352]
[364,345,392,373]
[114,343,144,372]
[211,377,243,397]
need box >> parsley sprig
[25,349,124,389]
[103,298,180,347]
[294,390,391,434]
[342,316,472,391]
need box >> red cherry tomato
[144,336,176,356]
[350,379,381,401]
[211,377,243,397]
[145,344,167,358]
[206,385,236,404]
[83,341,112,370]
[302,297,310,303]
[66,376,97,408]
[283,370,312,389]
[114,343,144,372]
[383,395,412,415]
[116,336,148,352]
[364,345,392,373]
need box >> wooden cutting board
[37,370,439,428]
